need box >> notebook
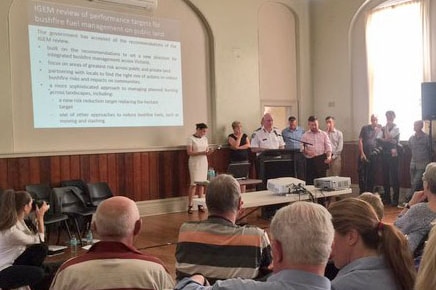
[227,162,250,180]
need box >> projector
[314,176,351,191]
[267,177,306,195]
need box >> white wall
[3,0,431,155]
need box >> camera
[31,199,47,211]
[370,146,384,157]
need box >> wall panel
[0,145,414,201]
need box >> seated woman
[395,162,436,253]
[0,190,49,289]
[228,121,250,163]
[325,192,386,280]
[329,198,415,290]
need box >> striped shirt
[175,216,272,283]
[50,241,174,290]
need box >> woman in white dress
[186,123,213,214]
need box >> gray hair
[206,174,241,214]
[423,162,436,194]
[93,196,140,239]
[270,201,334,265]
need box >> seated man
[176,174,272,283]
[50,196,174,290]
[175,201,334,290]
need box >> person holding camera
[378,110,401,206]
[358,114,382,193]
[0,190,49,289]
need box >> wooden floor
[47,204,402,280]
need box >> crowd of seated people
[2,187,436,290]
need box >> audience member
[186,123,214,214]
[0,190,49,290]
[395,162,436,253]
[251,113,285,153]
[301,115,332,185]
[325,192,385,280]
[329,198,415,290]
[415,226,436,290]
[175,201,334,290]
[50,196,174,290]
[377,110,401,206]
[358,114,382,193]
[228,121,251,162]
[401,120,431,206]
[325,116,343,177]
[176,174,272,283]
[358,192,384,220]
[282,116,306,180]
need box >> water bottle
[70,235,78,256]
[86,230,93,245]
[207,168,216,181]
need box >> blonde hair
[358,192,384,220]
[415,225,436,290]
[231,121,241,129]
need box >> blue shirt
[174,269,331,290]
[332,256,397,290]
[282,127,304,150]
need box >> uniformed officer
[251,113,285,154]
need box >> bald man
[251,113,285,154]
[50,196,174,290]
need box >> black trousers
[0,243,48,289]
[382,154,400,205]
[305,154,328,185]
[358,157,376,193]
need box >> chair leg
[56,222,61,245]
[72,217,83,247]
[45,224,51,244]
[63,220,72,242]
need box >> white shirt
[0,220,44,271]
[251,127,285,151]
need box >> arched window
[366,0,429,139]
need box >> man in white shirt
[325,116,343,176]
[251,113,285,154]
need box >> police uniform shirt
[251,127,285,150]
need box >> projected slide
[28,2,183,128]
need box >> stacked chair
[60,179,94,208]
[52,186,96,246]
[87,182,114,206]
[25,184,72,245]
[24,180,114,246]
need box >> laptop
[227,162,251,180]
